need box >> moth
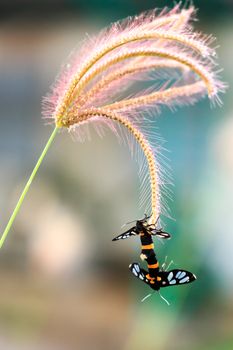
[129,262,196,291]
[112,215,171,241]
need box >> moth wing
[151,230,171,239]
[159,269,196,288]
[112,226,137,241]
[129,263,150,285]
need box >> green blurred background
[0,1,232,349]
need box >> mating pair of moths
[112,215,196,296]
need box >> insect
[113,215,196,302]
[112,215,171,241]
[129,262,196,292]
[113,215,170,269]
[113,214,170,276]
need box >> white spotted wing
[112,227,137,241]
[129,263,150,284]
[160,269,196,288]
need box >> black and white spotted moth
[113,215,196,292]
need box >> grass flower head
[0,3,226,247]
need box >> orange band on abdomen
[141,243,154,250]
[148,262,159,268]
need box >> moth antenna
[165,259,175,271]
[122,213,150,228]
[158,291,170,306]
[162,256,176,271]
[121,219,136,228]
[120,223,128,229]
[141,293,153,303]
[162,255,168,270]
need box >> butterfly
[112,215,171,241]
[129,262,196,291]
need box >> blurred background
[0,1,232,349]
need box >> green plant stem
[0,126,59,249]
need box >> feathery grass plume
[0,3,225,247]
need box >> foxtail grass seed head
[43,3,225,223]
[0,4,226,249]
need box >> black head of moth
[112,214,171,241]
[129,263,196,291]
